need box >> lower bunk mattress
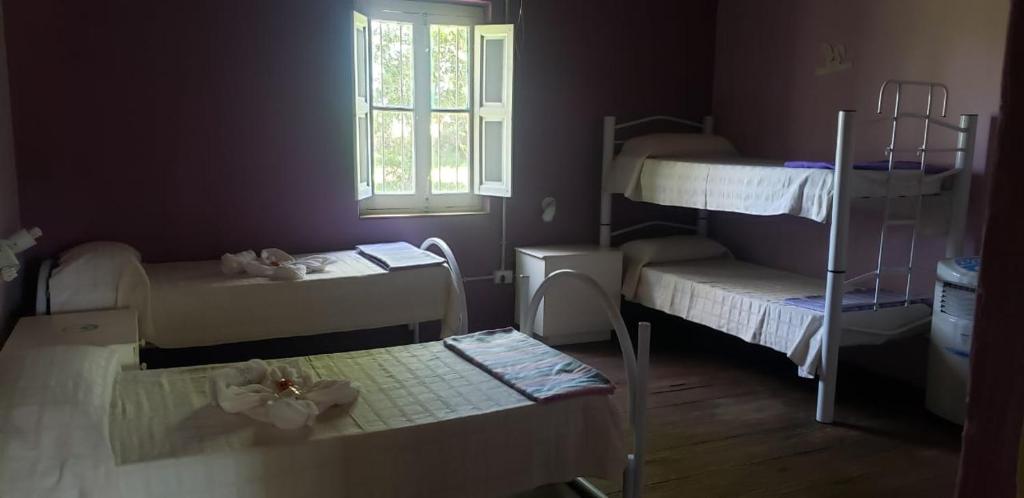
[628,259,931,377]
[110,341,625,498]
[143,250,457,348]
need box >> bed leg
[817,109,855,424]
[600,116,616,248]
[629,322,650,498]
[947,114,977,257]
[409,323,420,344]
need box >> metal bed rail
[412,237,469,342]
[869,80,977,309]
[820,84,977,423]
[523,269,651,498]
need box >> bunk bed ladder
[871,80,950,309]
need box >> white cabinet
[3,309,143,370]
[515,245,623,345]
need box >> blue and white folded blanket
[444,328,614,402]
[356,242,446,270]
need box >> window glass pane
[430,25,470,110]
[431,112,470,193]
[373,110,415,194]
[371,20,413,108]
[356,26,367,100]
[483,119,504,182]
[357,115,370,183]
[483,38,505,104]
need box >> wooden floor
[530,326,962,498]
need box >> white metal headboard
[600,114,715,247]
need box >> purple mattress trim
[784,160,949,175]
[784,288,931,313]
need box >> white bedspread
[111,342,625,498]
[144,250,457,348]
[0,346,123,498]
[629,259,930,377]
[631,158,950,222]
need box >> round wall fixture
[541,197,556,223]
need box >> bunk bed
[601,80,977,423]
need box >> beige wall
[712,0,1010,291]
[0,1,22,336]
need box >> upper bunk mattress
[144,250,456,348]
[630,158,950,222]
[110,341,624,498]
[628,258,930,377]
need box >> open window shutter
[353,11,373,200]
[473,24,514,198]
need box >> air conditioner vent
[939,282,976,320]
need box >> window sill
[359,209,490,220]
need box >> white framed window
[353,0,514,216]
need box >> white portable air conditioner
[926,257,980,424]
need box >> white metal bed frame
[599,80,977,423]
[36,237,471,345]
[523,269,651,498]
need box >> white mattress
[144,250,456,348]
[628,259,931,377]
[632,158,951,222]
[110,341,625,498]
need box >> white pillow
[620,235,732,299]
[58,241,141,266]
[50,241,144,313]
[622,133,738,158]
[606,133,739,196]
[0,346,122,498]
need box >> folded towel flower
[210,359,359,430]
[220,249,338,280]
[221,250,257,275]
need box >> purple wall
[711,0,1009,294]
[3,0,718,330]
[0,2,20,336]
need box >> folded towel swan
[221,248,338,281]
[210,359,359,430]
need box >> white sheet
[143,250,458,348]
[631,158,951,222]
[111,341,625,498]
[628,259,931,377]
[0,346,123,498]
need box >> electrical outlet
[493,270,514,285]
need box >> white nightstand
[515,245,623,345]
[3,309,143,370]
